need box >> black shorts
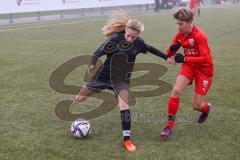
[84,80,129,95]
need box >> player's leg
[191,93,206,111]
[193,75,213,123]
[168,75,192,123]
[161,75,191,139]
[192,93,211,123]
[115,84,136,152]
[75,81,105,102]
[190,0,197,16]
[75,87,96,102]
[192,7,198,17]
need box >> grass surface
[0,5,240,160]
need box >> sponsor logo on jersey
[184,48,199,55]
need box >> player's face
[175,19,192,34]
[124,28,140,43]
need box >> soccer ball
[71,119,91,138]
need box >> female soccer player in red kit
[160,8,214,139]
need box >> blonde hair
[102,10,144,37]
[126,19,144,33]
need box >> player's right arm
[88,36,118,76]
[88,42,106,76]
[166,33,182,57]
[166,33,182,64]
[174,34,211,64]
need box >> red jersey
[167,25,214,76]
[190,0,198,9]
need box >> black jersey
[90,32,167,84]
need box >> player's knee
[118,102,129,110]
[75,95,86,102]
[172,87,182,97]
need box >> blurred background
[0,0,239,25]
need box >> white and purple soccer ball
[71,119,91,138]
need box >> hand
[174,53,185,63]
[87,65,95,76]
[167,56,176,65]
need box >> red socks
[168,97,180,115]
[166,97,209,127]
[200,103,209,112]
[167,97,180,127]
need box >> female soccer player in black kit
[75,11,168,152]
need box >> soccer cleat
[123,140,136,152]
[198,103,212,124]
[160,126,173,140]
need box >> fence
[0,0,155,25]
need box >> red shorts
[179,64,213,95]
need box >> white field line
[0,19,103,32]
